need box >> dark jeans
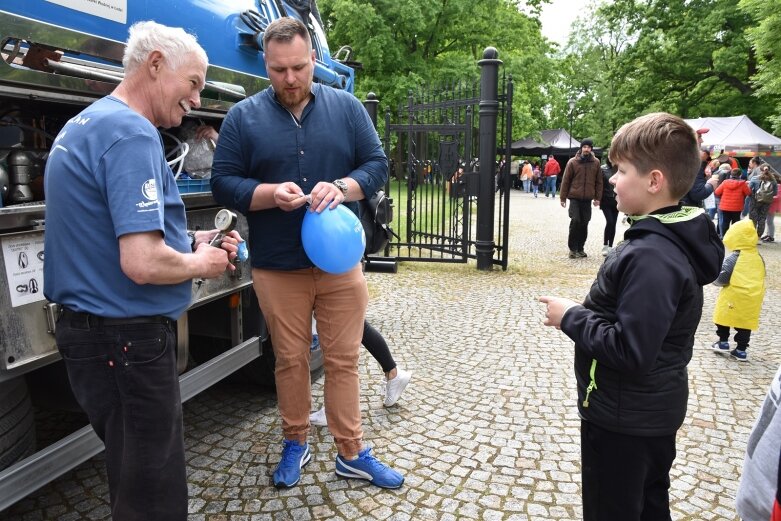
[568,199,592,252]
[719,210,742,238]
[55,313,186,521]
[601,202,619,247]
[749,201,771,238]
[581,420,675,521]
[716,323,751,350]
[363,321,396,374]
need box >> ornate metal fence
[374,50,512,270]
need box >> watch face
[214,209,237,231]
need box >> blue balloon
[302,204,366,274]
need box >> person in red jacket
[543,156,561,198]
[714,168,751,237]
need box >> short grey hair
[123,21,208,74]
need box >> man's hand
[707,176,719,189]
[274,182,309,212]
[538,295,579,329]
[195,125,219,147]
[560,200,567,208]
[193,242,231,279]
[593,199,601,207]
[308,181,345,213]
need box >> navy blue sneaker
[730,349,748,362]
[335,447,404,489]
[273,439,311,488]
[711,341,730,355]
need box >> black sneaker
[569,251,578,259]
[576,251,588,258]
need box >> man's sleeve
[559,161,572,200]
[211,108,261,214]
[346,97,388,198]
[594,164,603,201]
[685,168,713,204]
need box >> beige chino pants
[252,265,368,458]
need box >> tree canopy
[316,0,779,149]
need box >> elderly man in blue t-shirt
[44,21,239,520]
[211,17,403,490]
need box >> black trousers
[55,313,186,521]
[363,320,396,374]
[581,420,675,521]
[716,323,752,350]
[568,199,593,252]
[601,203,619,247]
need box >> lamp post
[567,97,576,158]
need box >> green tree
[739,0,781,132]
[318,0,554,140]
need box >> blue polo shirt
[43,96,191,320]
[210,83,388,270]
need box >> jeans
[522,179,531,192]
[768,210,776,238]
[568,199,592,252]
[253,265,368,458]
[56,313,186,521]
[545,176,557,197]
[749,201,770,238]
[581,420,675,521]
[719,210,742,238]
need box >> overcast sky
[539,0,587,46]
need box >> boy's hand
[539,295,579,329]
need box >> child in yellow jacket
[711,218,766,361]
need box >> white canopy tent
[684,115,781,157]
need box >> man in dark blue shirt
[210,17,403,490]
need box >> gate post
[363,92,379,127]
[476,47,502,270]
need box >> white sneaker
[384,369,412,407]
[309,406,327,427]
[601,245,611,257]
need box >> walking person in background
[210,17,403,490]
[540,113,723,521]
[764,182,781,243]
[599,160,618,256]
[531,161,543,198]
[521,160,533,193]
[543,155,560,198]
[715,168,751,238]
[749,164,778,240]
[43,21,241,520]
[559,139,602,258]
[711,219,766,362]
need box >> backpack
[360,190,397,255]
[754,179,775,204]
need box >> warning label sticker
[46,0,127,24]
[2,233,46,308]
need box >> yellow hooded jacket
[713,219,765,330]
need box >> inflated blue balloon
[302,204,366,274]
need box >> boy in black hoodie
[539,113,724,521]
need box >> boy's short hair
[608,113,700,200]
[730,168,742,177]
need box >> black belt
[60,308,173,327]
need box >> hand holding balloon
[301,204,365,274]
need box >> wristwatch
[332,179,349,196]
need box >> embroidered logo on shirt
[142,179,158,201]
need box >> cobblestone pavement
[5,189,781,520]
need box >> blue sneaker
[335,447,404,489]
[273,439,311,488]
[730,349,748,362]
[711,341,730,355]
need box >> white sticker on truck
[45,0,127,24]
[2,233,46,308]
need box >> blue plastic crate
[176,178,210,194]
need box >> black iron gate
[376,50,512,270]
